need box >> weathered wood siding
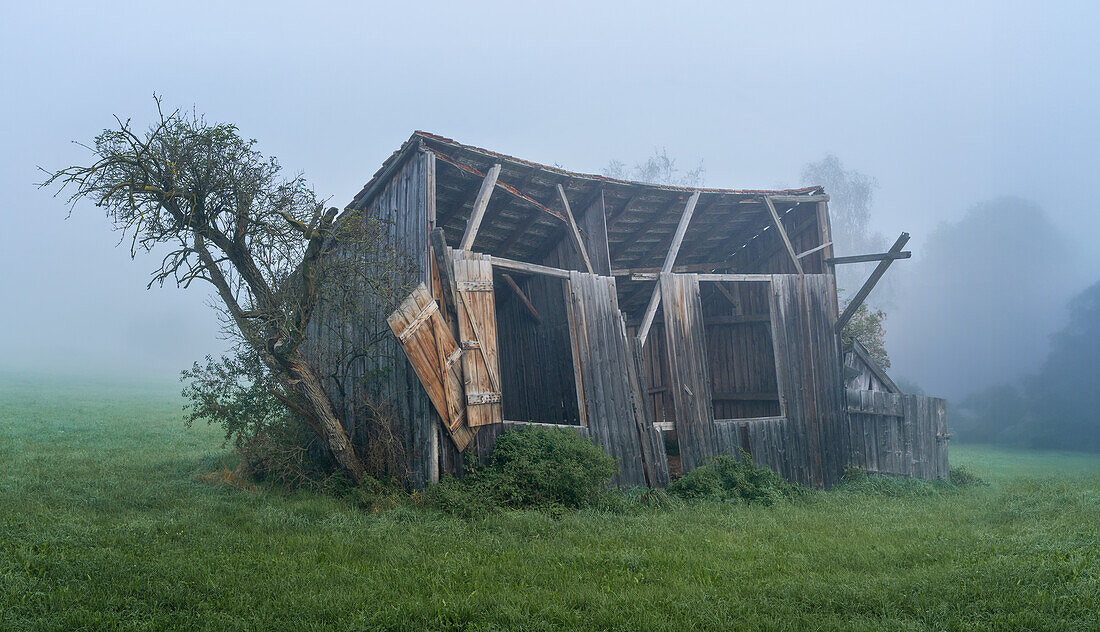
[767,274,847,488]
[845,389,949,479]
[714,417,792,479]
[567,271,668,487]
[303,150,438,487]
[660,273,719,472]
[701,282,781,420]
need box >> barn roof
[348,131,826,288]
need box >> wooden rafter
[827,251,911,265]
[835,232,910,333]
[459,164,502,250]
[636,191,701,347]
[609,195,684,261]
[556,184,594,274]
[634,194,719,267]
[764,196,803,275]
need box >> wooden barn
[304,132,949,489]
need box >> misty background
[2,2,1098,439]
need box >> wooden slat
[636,191,702,347]
[458,163,502,250]
[835,232,910,333]
[454,253,502,427]
[764,196,804,275]
[826,251,912,265]
[386,284,474,451]
[557,184,594,274]
[660,273,718,472]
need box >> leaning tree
[42,100,406,483]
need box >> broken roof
[349,131,826,284]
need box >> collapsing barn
[304,132,949,489]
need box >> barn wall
[303,149,438,487]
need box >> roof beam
[634,194,719,267]
[826,251,911,265]
[609,195,684,261]
[459,164,502,250]
[636,191,701,348]
[834,232,910,333]
[764,196,803,275]
[797,241,833,260]
[557,184,594,274]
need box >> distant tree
[954,279,1100,452]
[803,155,890,367]
[41,99,411,483]
[801,155,885,260]
[603,148,704,186]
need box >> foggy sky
[3,1,1099,396]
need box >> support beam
[500,273,542,324]
[826,251,911,265]
[488,255,571,279]
[763,196,804,275]
[556,184,594,273]
[636,191,701,347]
[796,241,832,260]
[628,272,772,282]
[458,163,502,250]
[835,232,910,333]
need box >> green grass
[1,374,1098,631]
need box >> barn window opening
[493,271,583,425]
[700,281,782,421]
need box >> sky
[2,1,1099,394]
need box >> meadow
[1,372,1097,631]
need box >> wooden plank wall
[845,389,949,479]
[714,417,792,480]
[766,274,847,488]
[567,271,668,486]
[495,273,582,425]
[302,150,438,487]
[701,282,781,419]
[660,273,719,472]
[733,203,825,274]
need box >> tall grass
[1,375,1097,631]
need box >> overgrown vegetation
[42,99,414,484]
[426,426,618,516]
[668,451,805,505]
[840,301,890,368]
[3,377,1097,630]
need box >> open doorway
[493,271,582,425]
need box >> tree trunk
[281,352,366,484]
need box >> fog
[2,1,1099,401]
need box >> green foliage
[426,426,618,516]
[840,301,890,369]
[180,349,339,489]
[668,451,805,505]
[949,465,986,487]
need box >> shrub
[949,465,986,487]
[426,426,618,515]
[668,451,804,505]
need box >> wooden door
[566,271,668,487]
[453,252,503,427]
[660,273,719,472]
[387,283,474,451]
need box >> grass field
[1,373,1097,631]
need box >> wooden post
[458,163,502,251]
[764,195,804,275]
[835,232,910,333]
[556,183,594,274]
[636,191,701,347]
